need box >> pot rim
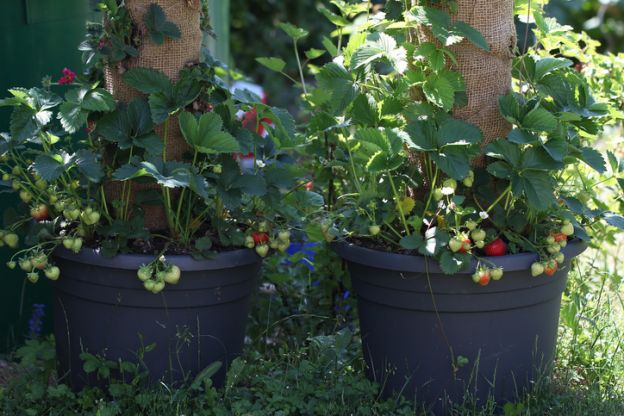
[332,239,588,274]
[53,247,260,271]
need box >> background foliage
[230,0,624,108]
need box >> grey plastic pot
[333,240,587,411]
[51,247,261,389]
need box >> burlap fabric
[104,0,202,230]
[417,0,515,161]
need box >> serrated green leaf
[73,149,103,183]
[439,251,470,274]
[81,89,116,112]
[322,36,338,56]
[400,234,423,250]
[33,154,65,181]
[534,57,572,80]
[604,212,624,230]
[179,111,240,154]
[512,171,555,211]
[423,75,455,111]
[144,4,181,45]
[452,21,490,51]
[349,94,377,127]
[437,118,482,146]
[256,57,286,73]
[318,5,349,26]
[305,48,326,60]
[522,106,557,132]
[122,68,172,94]
[58,101,87,134]
[580,147,606,173]
[277,22,308,41]
[487,161,513,179]
[508,128,539,144]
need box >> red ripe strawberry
[31,204,49,221]
[459,238,472,253]
[479,271,491,286]
[252,232,269,245]
[544,260,558,276]
[484,238,507,257]
[551,232,567,242]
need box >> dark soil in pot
[51,248,261,390]
[334,240,587,412]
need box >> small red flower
[58,68,76,85]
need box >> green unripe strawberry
[213,164,222,174]
[26,271,39,284]
[44,266,61,281]
[245,236,255,249]
[449,238,463,253]
[255,244,269,258]
[71,238,83,253]
[144,280,156,292]
[475,240,485,249]
[472,272,481,284]
[546,236,555,245]
[11,166,21,176]
[278,230,291,242]
[433,188,444,201]
[19,258,33,272]
[442,178,457,192]
[2,173,10,181]
[63,238,74,250]
[465,220,477,231]
[546,244,560,254]
[531,262,544,277]
[163,265,181,285]
[258,221,268,232]
[470,229,486,242]
[277,242,289,253]
[369,225,381,236]
[11,181,20,190]
[491,268,504,281]
[137,266,152,282]
[561,222,574,236]
[6,261,16,270]
[35,179,46,190]
[152,281,165,294]
[19,190,32,203]
[4,233,19,248]
[559,240,567,248]
[555,253,565,264]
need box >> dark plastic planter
[333,240,587,411]
[51,247,261,389]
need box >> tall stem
[293,40,308,95]
[388,172,410,235]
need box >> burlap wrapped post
[417,0,515,161]
[104,0,202,230]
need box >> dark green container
[0,0,97,351]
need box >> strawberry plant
[264,1,624,284]
[0,2,320,290]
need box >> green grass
[1,245,623,415]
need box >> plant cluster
[257,0,624,284]
[0,1,321,289]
